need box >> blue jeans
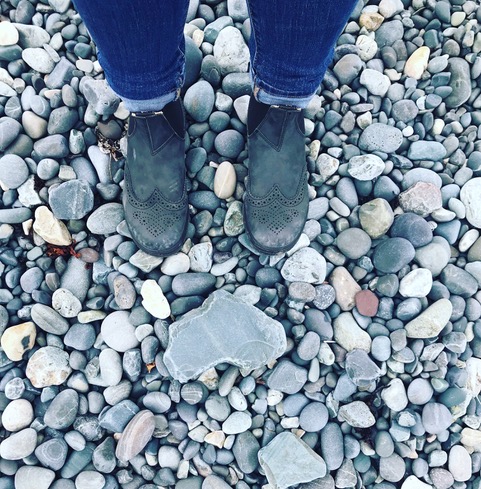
[73,0,358,111]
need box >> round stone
[86,203,124,235]
[213,26,249,75]
[373,238,416,273]
[299,402,329,432]
[214,161,236,199]
[422,402,453,434]
[184,80,215,122]
[281,247,326,284]
[407,379,434,405]
[358,123,403,153]
[101,311,140,352]
[379,453,406,482]
[222,411,252,434]
[448,446,472,482]
[461,178,481,228]
[355,289,379,317]
[336,228,372,259]
[0,428,37,460]
[52,288,82,318]
[75,471,106,489]
[371,335,391,362]
[22,48,55,73]
[359,198,394,238]
[390,213,433,247]
[214,129,244,158]
[0,22,19,46]
[399,268,433,298]
[26,346,72,388]
[0,321,36,361]
[44,389,79,430]
[0,154,29,189]
[1,399,34,432]
[34,438,68,471]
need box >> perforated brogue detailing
[246,174,307,209]
[251,206,301,235]
[132,208,183,236]
[123,164,188,255]
[243,168,309,253]
[244,171,308,253]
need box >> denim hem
[249,68,315,109]
[97,44,186,103]
[116,88,180,113]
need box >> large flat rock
[258,432,326,489]
[164,290,287,382]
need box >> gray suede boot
[123,99,188,257]
[244,96,309,254]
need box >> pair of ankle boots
[123,95,309,256]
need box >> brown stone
[355,290,379,317]
[359,12,384,31]
[398,182,442,217]
[329,266,361,311]
[0,321,36,361]
[115,410,155,462]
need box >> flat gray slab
[258,432,327,489]
[164,290,287,382]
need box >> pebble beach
[0,0,481,488]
